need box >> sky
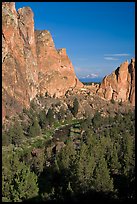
[15,2,135,78]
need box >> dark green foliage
[74,143,96,192]
[23,107,35,119]
[7,121,24,145]
[93,156,113,192]
[57,140,76,171]
[2,131,11,146]
[72,97,79,117]
[46,108,54,125]
[28,116,41,137]
[121,132,135,176]
[92,111,102,128]
[2,109,135,203]
[38,109,47,129]
[57,106,65,121]
[2,152,38,202]
[109,145,121,174]
[30,149,45,176]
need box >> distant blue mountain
[79,77,103,83]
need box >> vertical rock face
[2,2,82,119]
[128,58,135,105]
[2,2,38,118]
[97,59,135,106]
[35,30,81,97]
[2,2,134,121]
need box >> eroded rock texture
[2,2,135,121]
[2,2,38,118]
[97,59,135,106]
[35,30,82,97]
[2,2,82,119]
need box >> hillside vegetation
[2,97,135,203]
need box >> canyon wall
[2,2,135,121]
[2,2,82,119]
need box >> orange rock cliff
[2,3,135,120]
[97,58,135,106]
[2,2,82,119]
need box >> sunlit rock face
[2,2,82,120]
[2,2,134,122]
[97,59,135,106]
[2,2,38,119]
[35,30,82,98]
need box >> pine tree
[46,108,54,126]
[92,111,102,129]
[13,121,24,145]
[38,109,47,129]
[2,152,39,202]
[57,140,76,171]
[72,97,79,117]
[28,116,41,137]
[93,157,114,192]
[7,121,24,146]
[110,145,121,174]
[75,143,96,192]
[122,132,134,176]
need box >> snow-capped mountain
[80,73,99,79]
[78,73,103,83]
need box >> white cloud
[113,53,130,57]
[104,57,119,60]
[104,53,130,57]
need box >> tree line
[2,109,135,203]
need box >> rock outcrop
[2,2,82,120]
[97,59,135,106]
[2,2,135,121]
[35,30,82,97]
[2,2,38,119]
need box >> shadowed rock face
[2,2,82,120]
[97,59,135,106]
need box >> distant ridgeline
[79,77,103,84]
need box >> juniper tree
[2,152,38,202]
[72,97,79,117]
[28,116,41,137]
[93,156,114,192]
[46,108,54,126]
[7,121,24,146]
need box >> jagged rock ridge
[2,3,135,121]
[97,59,135,106]
[2,2,82,119]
